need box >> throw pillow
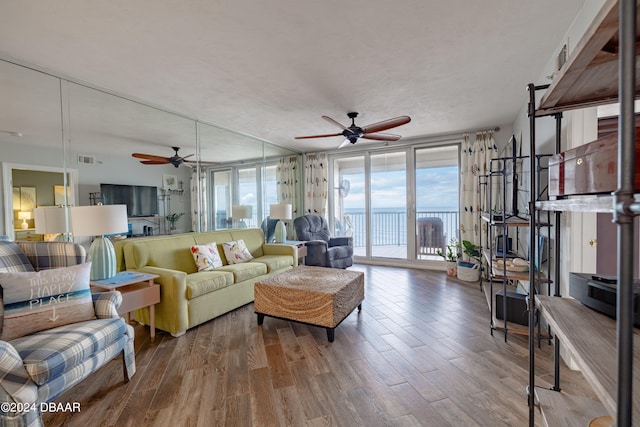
[0,262,96,341]
[222,240,254,264]
[191,243,223,271]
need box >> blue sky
[342,165,459,211]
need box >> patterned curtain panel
[303,152,328,217]
[190,169,207,232]
[460,131,498,247]
[277,155,300,236]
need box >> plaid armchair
[0,241,136,427]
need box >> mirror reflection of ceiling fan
[132,146,218,168]
[295,112,411,149]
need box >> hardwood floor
[44,265,597,426]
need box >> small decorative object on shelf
[437,238,462,276]
[166,212,184,231]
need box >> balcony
[339,210,459,260]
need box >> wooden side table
[283,240,307,265]
[91,271,160,342]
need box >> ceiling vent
[77,154,96,165]
[556,43,568,71]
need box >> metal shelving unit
[478,148,551,342]
[527,1,639,425]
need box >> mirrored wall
[0,57,299,240]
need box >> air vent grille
[77,154,96,165]
[557,44,567,71]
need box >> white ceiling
[0,0,586,159]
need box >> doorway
[2,163,77,240]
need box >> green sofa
[115,228,297,337]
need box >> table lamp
[34,206,70,241]
[18,211,32,229]
[232,205,252,228]
[70,204,128,280]
[270,203,292,243]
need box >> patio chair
[417,217,447,256]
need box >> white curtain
[277,155,299,236]
[190,168,207,232]
[303,152,328,217]
[460,131,498,247]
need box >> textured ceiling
[0,0,586,159]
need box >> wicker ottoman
[254,266,364,342]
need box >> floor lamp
[34,206,70,241]
[270,203,292,243]
[70,204,128,280]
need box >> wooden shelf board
[480,214,531,226]
[536,196,615,213]
[534,387,608,427]
[537,0,640,115]
[535,295,640,421]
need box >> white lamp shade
[34,207,69,234]
[232,205,253,219]
[270,204,292,220]
[18,211,32,220]
[70,205,128,236]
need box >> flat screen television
[100,183,159,217]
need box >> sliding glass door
[370,152,407,259]
[415,146,460,260]
[331,143,459,263]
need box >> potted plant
[457,240,482,282]
[167,212,185,232]
[437,238,462,276]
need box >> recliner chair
[293,215,353,268]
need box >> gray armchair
[293,215,353,268]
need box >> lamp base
[21,220,29,229]
[88,236,117,280]
[274,220,287,243]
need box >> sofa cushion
[0,263,96,341]
[253,255,294,273]
[190,243,223,271]
[0,240,35,273]
[230,228,266,258]
[186,271,235,299]
[217,262,267,282]
[10,317,126,386]
[222,240,254,264]
[129,235,199,272]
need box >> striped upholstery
[16,241,86,271]
[0,241,35,273]
[0,242,136,427]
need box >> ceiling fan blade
[338,139,352,149]
[140,160,170,165]
[180,154,195,161]
[295,132,342,139]
[132,153,171,161]
[361,132,402,141]
[322,116,348,130]
[361,116,411,134]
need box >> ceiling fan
[295,112,411,149]
[132,146,217,168]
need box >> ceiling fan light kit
[295,112,411,148]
